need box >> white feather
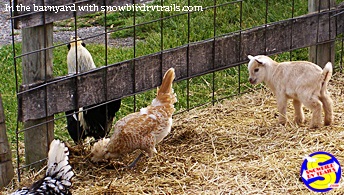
[11,140,74,195]
[140,108,148,115]
[149,114,157,120]
[67,42,96,74]
[46,140,74,180]
[78,107,88,129]
[151,98,162,106]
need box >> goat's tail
[320,62,334,126]
[320,62,333,96]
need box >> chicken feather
[91,68,177,167]
[67,36,96,74]
[11,140,74,195]
[65,36,121,143]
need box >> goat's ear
[255,59,264,65]
[248,55,254,60]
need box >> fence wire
[8,0,344,182]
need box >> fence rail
[18,8,344,122]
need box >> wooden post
[22,24,54,169]
[308,0,336,67]
[0,94,14,188]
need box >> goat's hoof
[278,121,287,126]
[324,120,332,126]
[294,118,304,125]
[309,124,320,129]
[278,116,287,125]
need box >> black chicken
[65,36,121,143]
[65,101,121,143]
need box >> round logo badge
[300,151,341,192]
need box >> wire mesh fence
[6,0,344,182]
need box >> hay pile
[5,73,344,194]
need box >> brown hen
[91,68,177,167]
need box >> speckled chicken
[91,68,177,167]
[11,140,74,195]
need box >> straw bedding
[5,73,344,194]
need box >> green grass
[0,44,22,143]
[2,0,344,145]
[95,0,310,50]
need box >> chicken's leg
[127,152,145,168]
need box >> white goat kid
[247,55,333,129]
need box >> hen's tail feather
[11,140,74,195]
[158,68,175,95]
[46,140,74,181]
